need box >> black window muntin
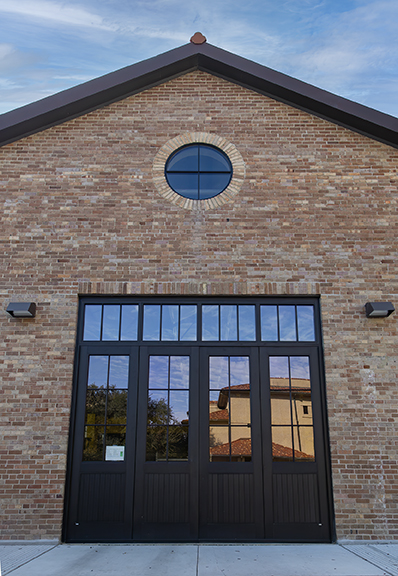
[165,144,233,200]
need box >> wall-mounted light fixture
[6,302,37,318]
[364,302,395,318]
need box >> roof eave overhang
[1,41,398,149]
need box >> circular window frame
[153,132,245,210]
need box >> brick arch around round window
[152,132,246,210]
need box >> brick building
[1,34,398,543]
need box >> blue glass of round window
[165,144,233,200]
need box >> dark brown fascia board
[1,41,398,149]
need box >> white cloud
[0,0,116,30]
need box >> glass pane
[143,305,161,341]
[85,389,106,425]
[146,425,167,461]
[272,426,294,461]
[297,306,315,341]
[148,356,169,389]
[271,396,291,426]
[269,356,289,381]
[229,386,251,425]
[220,305,237,341]
[107,390,128,424]
[105,426,126,459]
[209,425,230,461]
[290,356,310,386]
[231,426,252,461]
[168,426,189,460]
[199,173,231,199]
[102,305,120,341]
[167,146,198,172]
[293,427,315,460]
[169,391,189,424]
[199,145,231,172]
[209,390,229,423]
[209,356,228,389]
[83,305,102,340]
[161,305,179,341]
[120,305,138,341]
[167,173,198,199]
[260,305,278,341]
[169,356,190,389]
[148,391,168,425]
[180,305,197,340]
[202,305,219,341]
[229,356,250,387]
[83,426,103,461]
[109,356,129,389]
[87,356,108,389]
[292,394,313,426]
[279,305,297,341]
[238,305,256,341]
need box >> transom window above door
[82,301,317,343]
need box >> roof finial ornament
[190,32,207,44]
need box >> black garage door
[64,297,333,542]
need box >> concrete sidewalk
[2,542,398,576]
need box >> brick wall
[1,70,397,540]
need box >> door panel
[199,348,265,540]
[133,347,199,541]
[260,347,331,542]
[67,346,138,542]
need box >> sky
[0,0,397,117]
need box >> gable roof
[1,39,398,149]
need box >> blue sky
[0,0,397,117]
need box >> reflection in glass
[272,426,294,461]
[180,305,197,341]
[230,356,250,387]
[202,305,219,341]
[105,426,126,449]
[148,391,168,424]
[146,425,167,461]
[143,305,161,341]
[162,305,179,341]
[290,356,310,382]
[269,356,289,380]
[199,146,231,172]
[169,356,190,389]
[209,424,229,461]
[260,305,278,341]
[107,390,128,424]
[169,391,189,424]
[87,356,108,389]
[102,305,120,341]
[85,389,106,424]
[167,173,199,199]
[83,305,102,341]
[231,426,252,461]
[279,305,297,341]
[199,173,231,198]
[293,427,315,460]
[109,356,129,389]
[271,397,291,426]
[238,305,256,341]
[167,146,198,172]
[83,426,104,461]
[120,305,138,341]
[148,356,169,389]
[168,426,189,460]
[209,391,229,423]
[220,305,238,341]
[297,306,315,341]
[209,356,228,389]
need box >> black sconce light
[364,302,395,318]
[6,302,37,318]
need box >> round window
[165,144,233,200]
